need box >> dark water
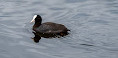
[0,0,118,58]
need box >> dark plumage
[31,15,69,38]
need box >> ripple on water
[103,0,117,2]
[106,10,118,14]
[89,20,109,25]
[49,7,66,10]
[104,2,118,14]
[65,0,88,3]
[72,13,91,19]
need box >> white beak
[30,15,37,23]
[30,19,35,23]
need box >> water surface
[0,0,118,58]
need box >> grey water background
[0,0,118,58]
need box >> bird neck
[33,23,41,28]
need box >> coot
[31,15,69,38]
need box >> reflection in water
[32,32,41,43]
[32,31,69,43]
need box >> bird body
[33,22,69,34]
[31,15,69,38]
